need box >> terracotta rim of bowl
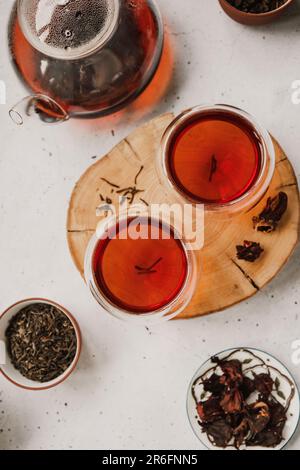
[0,298,82,391]
[220,0,294,18]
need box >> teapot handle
[9,94,70,125]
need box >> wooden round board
[67,113,300,319]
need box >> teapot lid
[18,0,120,60]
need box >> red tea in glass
[160,105,276,213]
[9,0,164,118]
[91,217,188,314]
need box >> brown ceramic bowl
[219,0,295,25]
[0,298,82,391]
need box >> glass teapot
[9,0,164,123]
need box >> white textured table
[0,0,300,450]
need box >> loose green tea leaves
[192,349,294,449]
[5,303,77,383]
[253,192,288,233]
[227,0,288,14]
[236,240,264,262]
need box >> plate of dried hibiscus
[187,348,299,450]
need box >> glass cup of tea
[157,104,276,215]
[84,208,198,324]
[9,0,164,123]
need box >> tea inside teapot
[9,0,164,121]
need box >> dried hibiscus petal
[197,396,223,423]
[240,376,255,399]
[233,417,250,449]
[268,401,287,432]
[253,373,274,397]
[212,358,243,386]
[236,240,264,262]
[202,419,233,448]
[247,401,286,447]
[253,192,288,233]
[246,428,283,448]
[203,373,225,396]
[249,402,270,434]
[220,389,243,414]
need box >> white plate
[187,347,300,450]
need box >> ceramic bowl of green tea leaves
[0,298,81,390]
[219,0,295,25]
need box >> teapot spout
[9,94,70,125]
